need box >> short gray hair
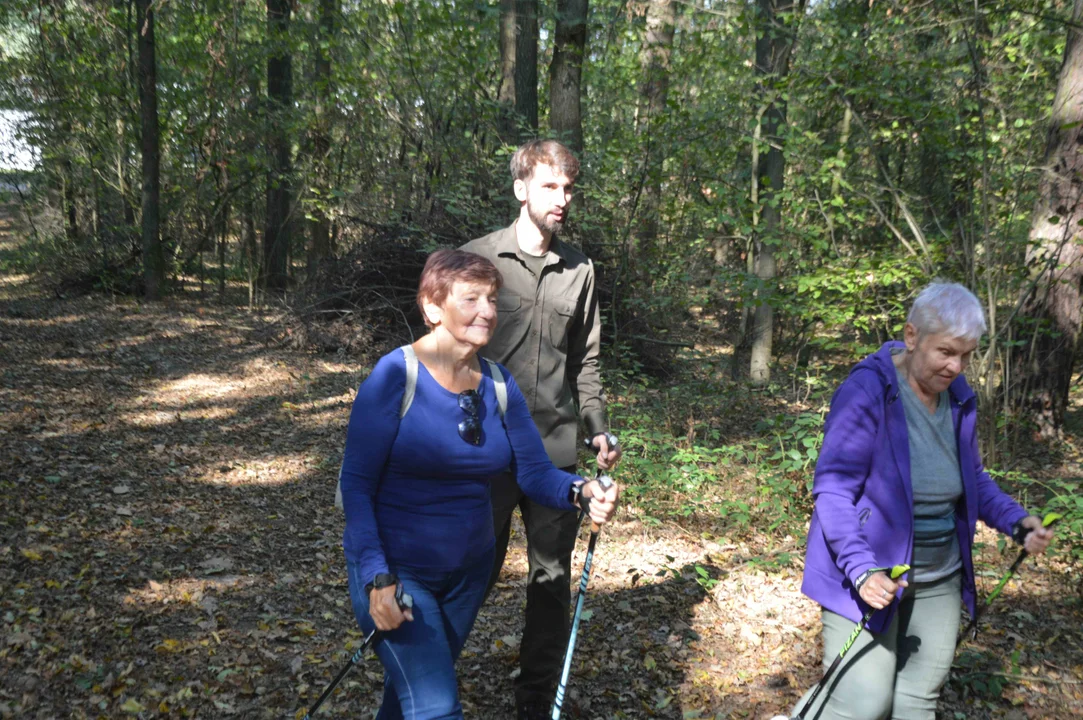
[906,282,988,342]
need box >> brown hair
[417,250,503,328]
[509,139,580,183]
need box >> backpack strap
[335,345,418,511]
[485,359,507,419]
[400,344,419,419]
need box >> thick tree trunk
[136,0,164,299]
[636,0,675,257]
[549,0,588,154]
[307,0,336,274]
[749,0,807,385]
[263,0,293,293]
[1021,0,1083,434]
[514,0,539,140]
[497,0,518,144]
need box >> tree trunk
[62,155,78,244]
[514,0,539,140]
[549,0,588,154]
[136,0,164,299]
[749,0,807,385]
[635,0,676,259]
[307,0,336,274]
[497,0,518,145]
[1020,0,1083,434]
[263,0,293,293]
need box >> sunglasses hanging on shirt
[457,389,481,445]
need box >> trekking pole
[958,512,1061,646]
[775,564,911,720]
[550,434,618,720]
[299,584,413,720]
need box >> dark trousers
[487,466,581,708]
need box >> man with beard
[461,139,620,720]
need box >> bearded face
[517,163,573,236]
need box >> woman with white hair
[792,281,1053,719]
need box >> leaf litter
[0,277,1080,719]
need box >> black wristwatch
[568,482,591,514]
[854,567,879,592]
[364,572,398,595]
[1011,520,1030,546]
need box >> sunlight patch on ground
[37,357,116,372]
[161,374,246,399]
[0,272,30,286]
[122,574,259,609]
[124,406,237,427]
[192,451,322,487]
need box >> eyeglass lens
[457,390,481,445]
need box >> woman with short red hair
[339,249,619,719]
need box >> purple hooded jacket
[801,342,1029,632]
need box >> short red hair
[417,250,503,328]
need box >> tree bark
[749,0,807,385]
[264,0,293,293]
[549,0,588,154]
[514,0,539,140]
[135,0,164,299]
[1020,0,1083,434]
[635,0,676,259]
[307,0,337,274]
[497,0,518,144]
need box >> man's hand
[1019,515,1054,555]
[368,585,413,631]
[591,432,622,471]
[581,478,619,526]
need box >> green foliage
[991,470,1083,572]
[606,362,825,539]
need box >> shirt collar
[495,222,567,268]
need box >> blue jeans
[347,548,495,720]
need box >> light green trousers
[794,572,962,720]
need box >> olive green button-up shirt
[461,224,607,468]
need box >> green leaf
[1043,512,1063,527]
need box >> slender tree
[307,0,337,272]
[749,0,807,384]
[1020,0,1083,434]
[135,0,164,299]
[498,0,518,144]
[549,0,588,153]
[635,0,675,257]
[264,0,293,292]
[514,0,539,139]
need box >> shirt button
[531,330,538,337]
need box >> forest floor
[1,206,1082,719]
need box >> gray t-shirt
[520,250,549,279]
[894,361,963,583]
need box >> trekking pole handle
[589,474,614,533]
[584,432,619,451]
[299,586,414,720]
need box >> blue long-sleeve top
[340,349,582,587]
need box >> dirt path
[1,264,1081,718]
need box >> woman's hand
[858,571,908,610]
[369,585,413,631]
[1019,515,1054,555]
[581,479,620,526]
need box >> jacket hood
[851,341,976,405]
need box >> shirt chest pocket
[497,290,522,315]
[548,299,576,351]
